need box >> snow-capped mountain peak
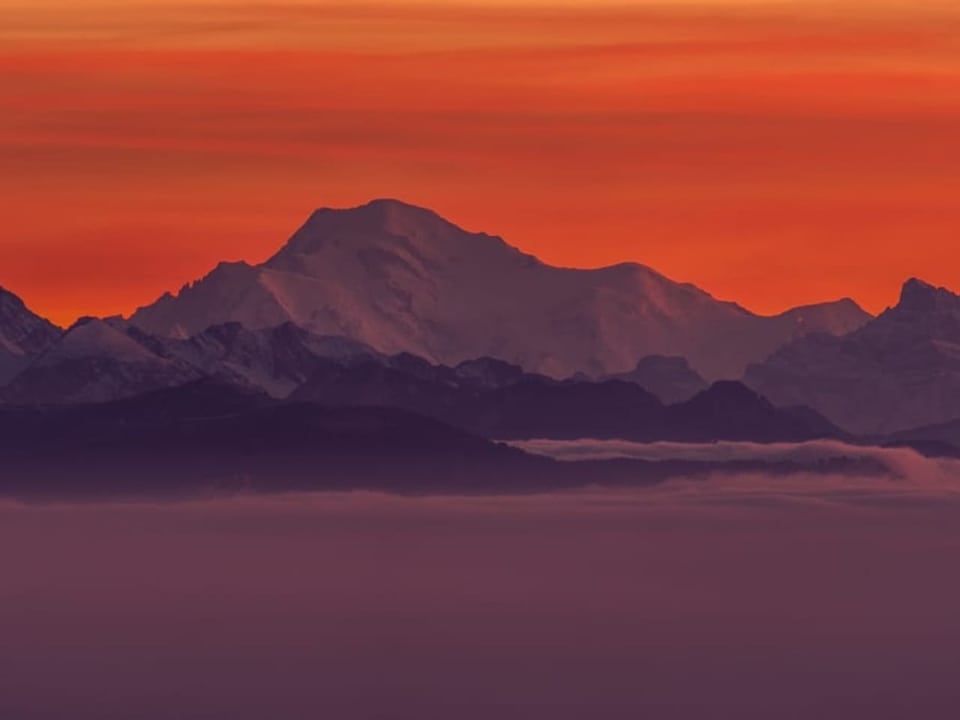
[129,200,871,380]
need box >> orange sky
[3,1,960,325]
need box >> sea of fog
[3,452,960,718]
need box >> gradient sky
[3,1,960,325]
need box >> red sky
[3,1,960,325]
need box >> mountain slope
[0,381,865,501]
[745,278,960,434]
[145,321,379,397]
[606,355,708,403]
[130,199,870,380]
[882,416,960,458]
[2,318,200,404]
[0,287,62,383]
[290,353,840,443]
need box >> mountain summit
[130,199,870,379]
[897,277,959,314]
[0,286,62,382]
[745,277,960,434]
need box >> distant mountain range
[289,357,838,443]
[0,310,837,444]
[1,198,959,465]
[0,380,887,501]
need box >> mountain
[290,353,840,443]
[607,355,707,403]
[0,287,62,383]
[141,321,379,397]
[662,380,839,443]
[0,381,874,501]
[465,379,838,442]
[1,314,386,403]
[292,358,663,440]
[0,380,537,498]
[882,416,960,458]
[2,317,200,404]
[130,199,870,380]
[745,278,960,434]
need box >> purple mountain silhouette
[745,278,960,434]
[289,355,839,443]
[0,286,62,383]
[2,317,200,404]
[0,379,873,502]
[606,355,707,403]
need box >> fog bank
[2,484,960,719]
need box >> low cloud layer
[512,438,960,508]
[3,482,960,719]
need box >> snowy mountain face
[0,312,389,404]
[744,279,960,434]
[2,318,201,405]
[0,288,62,383]
[130,199,871,380]
[151,322,380,398]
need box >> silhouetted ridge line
[746,277,960,434]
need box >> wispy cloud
[514,438,960,507]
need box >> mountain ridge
[0,286,63,383]
[745,277,960,434]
